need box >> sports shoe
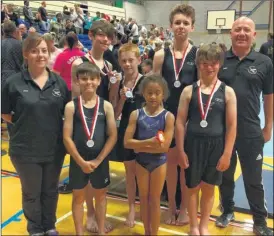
[45,229,59,236]
[253,225,273,236]
[58,183,72,194]
[215,212,235,228]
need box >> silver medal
[125,90,133,98]
[110,76,117,84]
[174,80,181,88]
[86,140,95,148]
[200,120,208,128]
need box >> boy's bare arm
[153,49,165,75]
[175,85,192,153]
[63,101,85,167]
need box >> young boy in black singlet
[176,44,237,235]
[63,62,117,235]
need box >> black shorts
[69,156,110,190]
[184,134,224,188]
[116,128,136,162]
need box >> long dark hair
[66,31,78,50]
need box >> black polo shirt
[218,48,273,138]
[1,69,70,162]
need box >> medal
[110,76,117,84]
[78,96,100,147]
[86,140,95,147]
[174,80,181,88]
[200,120,208,128]
[123,73,140,99]
[172,43,189,88]
[197,80,218,128]
[125,90,133,98]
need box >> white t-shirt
[131,23,139,37]
[48,48,63,70]
[74,14,84,28]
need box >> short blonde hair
[118,43,140,58]
[42,32,55,42]
[196,44,224,66]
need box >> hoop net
[216,25,222,34]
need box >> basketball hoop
[216,25,222,34]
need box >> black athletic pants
[11,155,64,234]
[219,136,268,226]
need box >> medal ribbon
[172,43,189,82]
[197,80,218,121]
[88,51,110,76]
[78,96,100,141]
[123,73,140,92]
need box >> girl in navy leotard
[124,75,175,235]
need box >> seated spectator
[49,13,65,42]
[101,12,110,21]
[17,13,25,26]
[62,5,70,23]
[141,59,153,75]
[65,19,76,34]
[115,19,124,36]
[138,39,148,57]
[42,33,63,70]
[93,11,101,21]
[32,12,48,34]
[83,12,93,34]
[1,4,7,23]
[23,0,34,28]
[159,27,165,41]
[5,4,18,26]
[74,6,84,34]
[38,1,48,24]
[259,32,273,63]
[18,23,28,40]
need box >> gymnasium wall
[144,0,270,48]
[123,1,146,25]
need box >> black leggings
[11,156,64,234]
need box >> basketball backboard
[207,10,236,30]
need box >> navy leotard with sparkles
[135,108,168,172]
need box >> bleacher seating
[78,34,92,50]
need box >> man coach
[216,16,273,236]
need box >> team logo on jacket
[187,61,194,66]
[52,88,61,97]
[247,66,257,75]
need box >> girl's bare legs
[136,163,150,235]
[124,160,137,227]
[150,163,167,235]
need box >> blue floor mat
[234,170,273,217]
